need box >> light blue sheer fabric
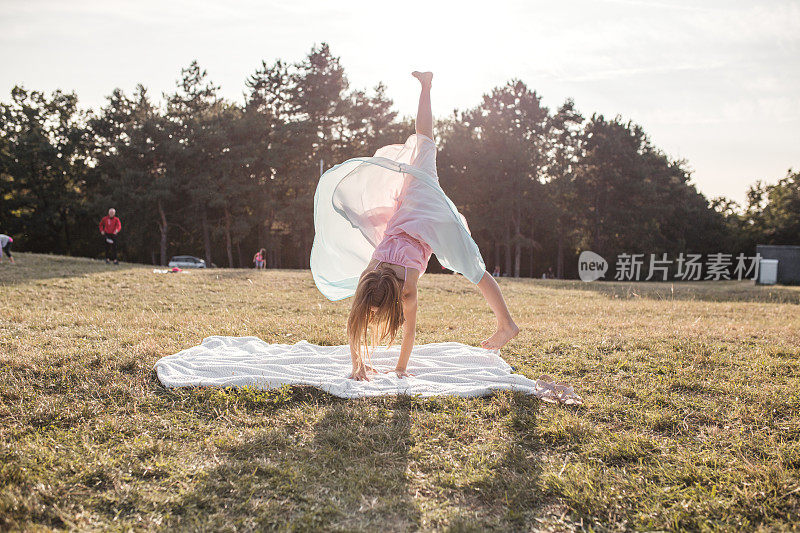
[311,135,486,301]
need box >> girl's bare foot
[412,71,433,88]
[481,322,520,350]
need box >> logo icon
[578,251,607,282]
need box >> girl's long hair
[347,263,405,371]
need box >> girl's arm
[395,288,418,377]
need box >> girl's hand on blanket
[390,368,414,379]
[349,365,377,381]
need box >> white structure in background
[758,259,779,285]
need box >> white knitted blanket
[154,336,581,402]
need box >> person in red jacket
[99,208,122,264]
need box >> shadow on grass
[165,394,419,531]
[441,392,553,530]
[153,376,578,530]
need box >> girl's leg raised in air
[412,71,434,139]
[477,271,520,350]
[412,72,517,350]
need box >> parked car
[168,255,207,269]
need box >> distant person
[99,208,122,264]
[253,248,266,269]
[547,267,555,279]
[0,234,14,264]
[492,265,500,277]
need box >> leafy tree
[208,101,261,267]
[744,170,800,246]
[285,44,350,268]
[544,99,584,277]
[0,122,14,233]
[90,86,178,264]
[440,80,550,277]
[165,61,221,264]
[0,87,91,255]
[571,114,730,264]
[243,43,401,269]
[1,44,790,276]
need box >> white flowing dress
[311,133,486,301]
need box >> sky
[1,0,798,205]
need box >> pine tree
[0,87,91,255]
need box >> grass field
[2,253,799,531]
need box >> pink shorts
[371,231,432,274]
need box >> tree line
[1,44,797,277]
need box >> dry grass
[1,252,799,531]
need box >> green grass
[1,252,799,531]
